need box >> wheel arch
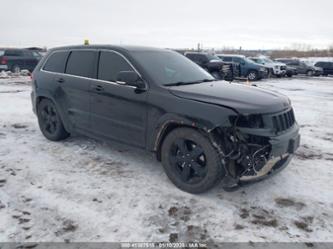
[35,92,72,133]
[154,122,200,161]
[247,68,259,75]
[152,114,232,161]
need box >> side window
[66,51,97,78]
[185,54,194,60]
[23,50,33,57]
[223,57,232,62]
[189,54,199,61]
[232,57,242,63]
[5,50,23,57]
[43,51,69,73]
[198,55,208,63]
[98,51,134,82]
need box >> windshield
[263,58,274,63]
[244,57,256,64]
[303,61,313,66]
[131,50,215,86]
[252,58,265,64]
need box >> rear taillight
[1,57,7,65]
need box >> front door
[90,51,148,148]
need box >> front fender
[148,109,235,153]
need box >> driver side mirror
[116,71,146,89]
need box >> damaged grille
[272,109,295,132]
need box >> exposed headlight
[259,67,266,72]
[229,115,264,128]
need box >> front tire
[37,99,69,141]
[247,70,259,81]
[161,128,224,193]
[306,70,314,76]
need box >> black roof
[50,44,168,53]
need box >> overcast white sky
[1,0,332,50]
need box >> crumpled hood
[169,81,291,114]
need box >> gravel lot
[0,75,332,243]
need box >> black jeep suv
[31,45,300,193]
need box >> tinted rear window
[98,51,134,82]
[66,51,97,78]
[43,51,69,73]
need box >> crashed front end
[212,108,300,189]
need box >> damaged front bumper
[220,122,300,190]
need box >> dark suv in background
[314,61,333,76]
[276,58,323,76]
[0,48,42,72]
[184,52,239,81]
[31,45,300,193]
[217,54,268,81]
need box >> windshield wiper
[164,79,216,86]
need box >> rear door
[90,50,148,147]
[62,50,98,132]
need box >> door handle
[56,77,65,83]
[94,85,104,92]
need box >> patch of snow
[0,76,332,242]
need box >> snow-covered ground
[0,75,332,243]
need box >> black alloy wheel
[169,138,208,183]
[37,99,69,141]
[161,128,224,193]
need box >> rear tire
[161,127,224,193]
[11,65,20,73]
[37,99,69,141]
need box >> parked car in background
[217,54,268,81]
[31,45,300,193]
[249,57,287,77]
[276,58,323,76]
[285,66,298,77]
[0,48,42,72]
[314,61,333,76]
[184,52,239,81]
